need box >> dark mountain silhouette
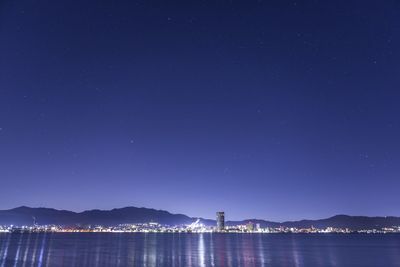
[279,215,400,230]
[1,206,400,230]
[0,206,193,226]
[227,215,400,230]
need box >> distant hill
[0,206,194,226]
[1,206,400,230]
[228,215,400,230]
[279,215,400,230]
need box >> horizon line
[2,205,398,223]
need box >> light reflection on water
[0,233,400,267]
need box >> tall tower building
[216,212,225,231]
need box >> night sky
[1,1,400,221]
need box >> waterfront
[1,233,400,266]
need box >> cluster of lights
[1,224,400,234]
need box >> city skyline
[1,1,400,221]
[2,205,400,232]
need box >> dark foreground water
[1,233,400,267]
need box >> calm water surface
[0,233,399,266]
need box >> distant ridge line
[1,206,399,230]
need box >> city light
[1,211,399,234]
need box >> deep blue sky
[1,0,400,221]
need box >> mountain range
[1,206,400,230]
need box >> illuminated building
[246,222,254,232]
[216,212,225,231]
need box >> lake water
[0,233,399,266]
